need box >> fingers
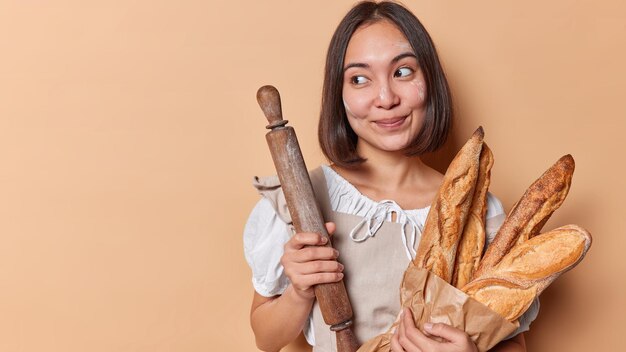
[284,229,339,262]
[284,242,339,264]
[282,260,344,293]
[281,228,344,293]
[287,222,335,249]
[286,232,329,250]
[297,260,344,275]
[401,308,428,348]
[300,245,339,262]
[390,331,405,351]
[394,308,427,352]
[423,322,460,341]
[423,322,476,350]
[282,253,343,278]
[393,308,477,352]
[290,271,344,290]
[325,221,336,236]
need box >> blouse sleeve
[483,193,540,337]
[243,197,293,297]
[243,179,316,345]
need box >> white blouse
[243,165,538,342]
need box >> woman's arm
[250,288,315,351]
[249,223,343,351]
[488,333,526,352]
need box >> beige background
[0,0,624,351]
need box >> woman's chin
[374,140,412,153]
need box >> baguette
[452,143,494,289]
[463,224,592,321]
[414,127,483,283]
[472,155,575,279]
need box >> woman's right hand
[280,222,345,300]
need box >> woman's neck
[331,143,443,209]
[361,153,424,189]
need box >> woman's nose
[373,82,400,109]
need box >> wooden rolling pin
[257,85,359,352]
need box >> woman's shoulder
[250,165,330,224]
[251,174,292,225]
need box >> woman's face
[342,20,427,154]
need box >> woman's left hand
[391,308,478,352]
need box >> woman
[244,2,537,351]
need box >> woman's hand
[280,222,344,300]
[391,308,478,352]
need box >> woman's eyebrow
[391,52,417,63]
[344,62,368,71]
[343,52,417,72]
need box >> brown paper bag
[358,263,518,352]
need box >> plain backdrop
[1,0,625,351]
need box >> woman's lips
[374,115,408,128]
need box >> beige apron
[309,168,413,352]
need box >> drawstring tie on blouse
[348,200,423,261]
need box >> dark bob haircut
[318,1,453,168]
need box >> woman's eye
[394,67,413,78]
[350,76,368,85]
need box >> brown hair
[318,1,453,167]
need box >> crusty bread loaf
[472,155,575,279]
[463,224,592,321]
[451,144,494,289]
[414,127,483,283]
[462,278,537,321]
[359,128,592,352]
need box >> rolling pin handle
[257,85,288,129]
